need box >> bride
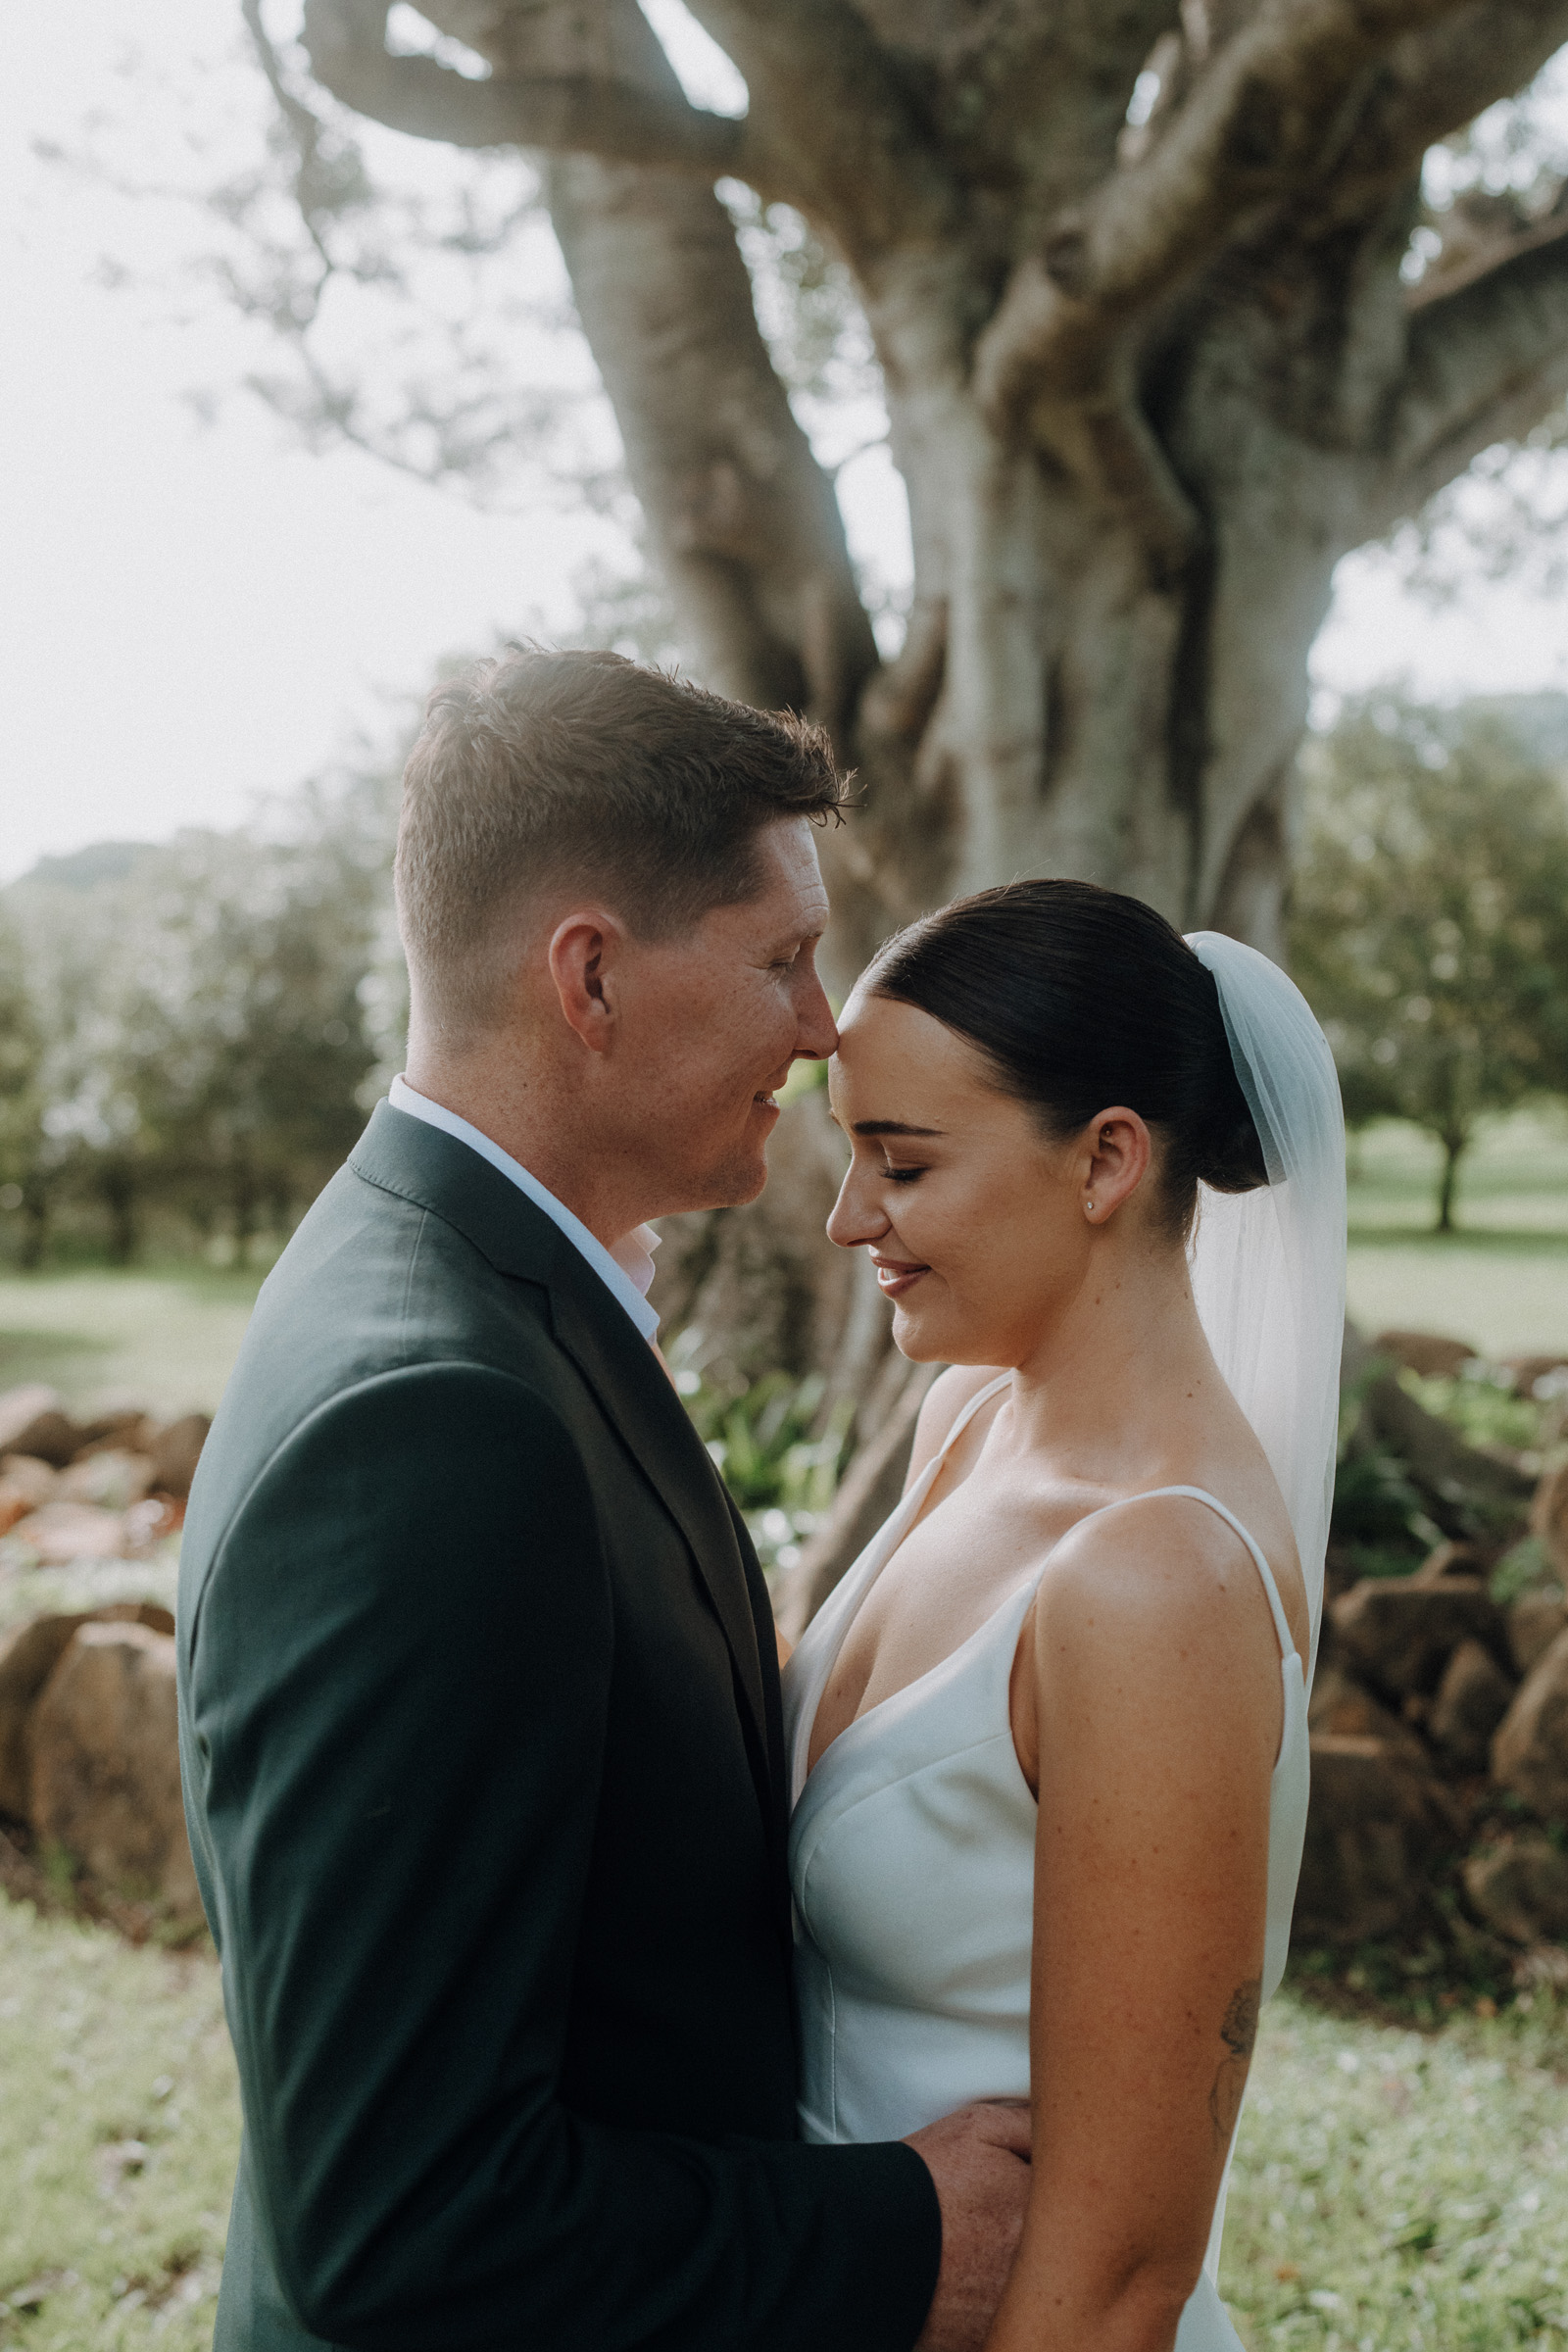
[782,880,1345,2352]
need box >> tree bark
[19,1182,49,1274]
[100,1167,138,1268]
[291,0,1568,993]
[277,0,1568,1479]
[1436,1130,1466,1233]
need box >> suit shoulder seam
[399,1207,428,1364]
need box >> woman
[782,881,1345,2352]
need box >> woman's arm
[987,1497,1285,2352]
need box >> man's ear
[548,910,625,1054]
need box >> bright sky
[4,1,1568,882]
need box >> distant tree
[1292,698,1568,1231]
[0,909,52,1269]
[113,827,384,1261]
[0,760,397,1266]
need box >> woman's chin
[893,1298,1017,1369]
[889,1298,953,1363]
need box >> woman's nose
[826,1166,891,1250]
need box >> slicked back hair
[867,880,1267,1241]
[395,648,846,1039]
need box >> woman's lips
[872,1254,930,1299]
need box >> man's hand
[905,2100,1032,2352]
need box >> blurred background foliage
[4,682,1567,1274]
[1292,697,1568,1230]
[0,742,408,1271]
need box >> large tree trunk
[296,0,1568,1484]
[644,220,1389,1401]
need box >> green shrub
[670,1348,853,1576]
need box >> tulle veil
[1184,933,1348,1683]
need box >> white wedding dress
[780,932,1348,2352]
[782,1374,1309,2350]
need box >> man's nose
[793,966,839,1062]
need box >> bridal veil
[1184,932,1347,1683]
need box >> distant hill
[14,841,156,892]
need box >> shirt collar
[388,1076,661,1343]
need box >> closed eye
[885,1164,926,1184]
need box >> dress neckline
[795,1374,1300,1795]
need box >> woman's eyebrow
[852,1119,945,1138]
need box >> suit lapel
[349,1102,771,1781]
[545,1275,769,1768]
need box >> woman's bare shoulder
[903,1363,1010,1494]
[1031,1489,1298,1740]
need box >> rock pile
[1,1347,1564,1971]
[0,1382,210,1925]
[1298,1455,1568,1959]
[0,1601,199,1916]
[0,1384,210,1566]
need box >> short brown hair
[395,648,845,1034]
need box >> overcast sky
[5,1,1568,884]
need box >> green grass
[1223,1989,1568,2349]
[1347,1110,1568,1358]
[0,1270,265,1421]
[2,1886,1564,2352]
[0,1894,239,2351]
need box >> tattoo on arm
[1207,1979,1260,2149]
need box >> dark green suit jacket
[177,1102,940,2351]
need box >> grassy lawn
[2,1886,1564,2352]
[0,1110,1560,1431]
[1346,1109,1568,1358]
[1224,1988,1568,2349]
[0,1896,238,2352]
[0,1270,266,1421]
[0,1108,1560,1424]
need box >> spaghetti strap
[935,1372,1012,1461]
[1083,1485,1298,1665]
[925,1387,1297,1665]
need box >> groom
[177,649,1030,2352]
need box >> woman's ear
[1080,1107,1152,1225]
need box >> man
[177,649,1030,2352]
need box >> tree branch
[277,1,876,734]
[1315,0,1568,223]
[1384,219,1568,514]
[974,0,1472,435]
[300,0,747,173]
[549,152,878,739]
[515,4,877,742]
[679,0,960,258]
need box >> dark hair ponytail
[866,880,1267,1236]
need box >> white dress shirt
[388,1076,661,1342]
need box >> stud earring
[1086,1198,1096,1216]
